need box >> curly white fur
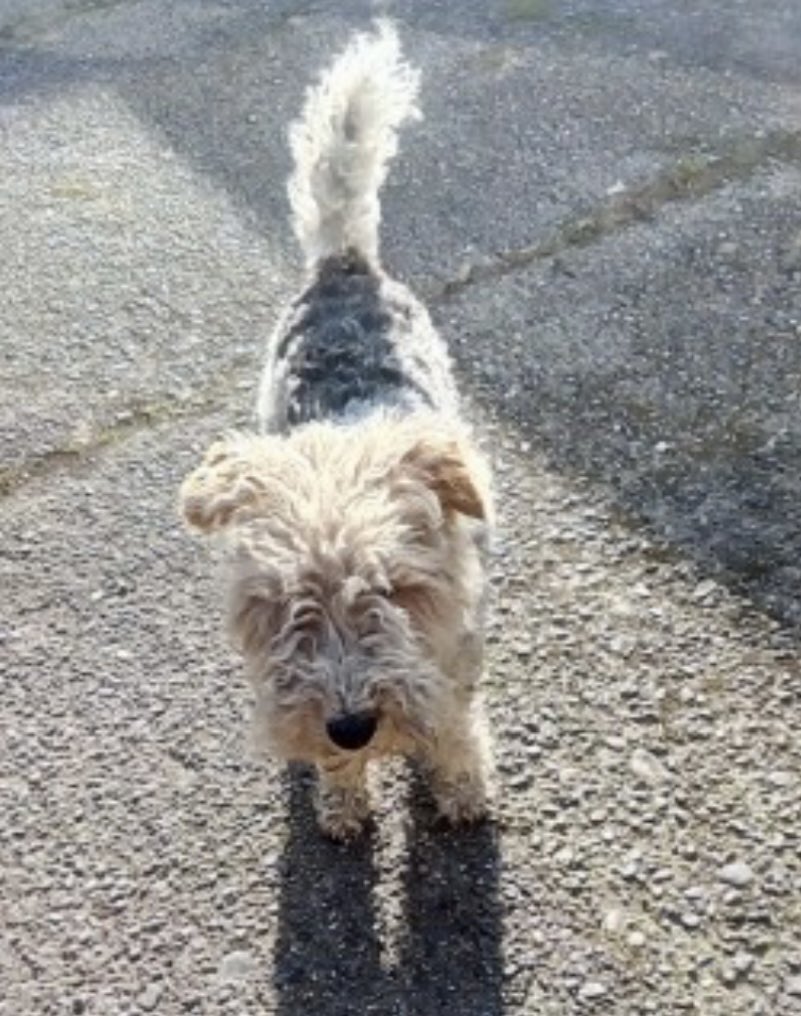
[287,19,421,266]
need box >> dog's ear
[401,436,489,520]
[179,438,271,534]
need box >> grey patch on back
[257,250,458,434]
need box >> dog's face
[179,417,490,763]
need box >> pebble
[627,931,646,949]
[513,640,533,659]
[137,983,162,1012]
[602,907,625,934]
[578,980,608,1001]
[783,975,801,996]
[691,579,719,601]
[718,861,754,887]
[218,949,258,982]
[629,748,668,784]
[732,951,754,974]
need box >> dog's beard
[238,594,448,762]
[247,652,442,762]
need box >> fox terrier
[179,21,495,840]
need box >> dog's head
[179,415,491,762]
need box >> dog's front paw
[432,771,489,826]
[315,782,371,841]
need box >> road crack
[427,127,801,302]
[0,370,250,500]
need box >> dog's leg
[425,693,493,824]
[315,757,370,840]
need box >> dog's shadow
[273,766,503,1015]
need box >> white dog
[180,21,495,839]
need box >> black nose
[326,711,377,751]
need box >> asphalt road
[2,2,800,1015]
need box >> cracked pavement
[2,2,800,1014]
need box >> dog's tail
[287,19,420,267]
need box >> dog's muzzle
[326,711,377,751]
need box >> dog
[179,20,495,840]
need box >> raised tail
[286,20,421,267]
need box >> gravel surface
[2,2,800,1015]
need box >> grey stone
[718,862,755,888]
[218,950,258,982]
[578,981,608,1001]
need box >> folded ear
[401,435,490,520]
[179,437,270,534]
